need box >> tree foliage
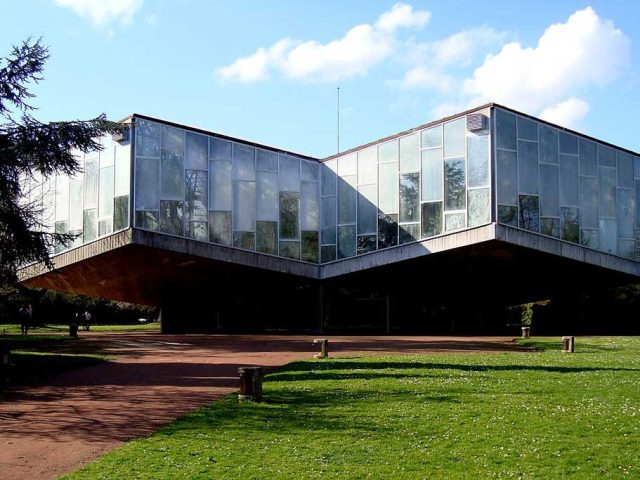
[0,38,122,283]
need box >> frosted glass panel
[233,181,256,232]
[598,145,615,167]
[301,182,319,231]
[421,202,442,238]
[445,213,465,232]
[99,166,114,217]
[579,139,597,177]
[357,184,377,234]
[467,132,489,188]
[497,150,517,205]
[421,125,442,149]
[496,109,516,151]
[185,170,208,223]
[321,246,337,263]
[421,149,443,202]
[209,160,232,211]
[279,155,300,192]
[518,141,538,194]
[399,173,419,222]
[358,147,377,184]
[539,125,558,164]
[519,195,540,232]
[161,125,185,151]
[399,223,420,244]
[561,207,579,243]
[599,218,616,254]
[598,167,616,218]
[541,217,559,238]
[256,221,277,255]
[539,164,559,217]
[114,144,130,196]
[301,161,319,182]
[160,149,184,200]
[280,191,299,239]
[279,240,300,260]
[135,119,160,157]
[84,158,99,209]
[209,137,232,161]
[579,177,598,228]
[498,205,518,226]
[321,196,337,244]
[443,118,465,158]
[617,152,634,189]
[559,154,579,206]
[321,160,337,196]
[233,231,255,250]
[256,172,278,221]
[338,176,357,224]
[233,144,255,181]
[185,132,208,170]
[517,116,537,141]
[617,189,635,239]
[400,133,419,171]
[444,158,465,211]
[83,209,97,242]
[379,139,398,163]
[209,211,231,245]
[559,132,578,154]
[338,153,357,176]
[378,213,398,248]
[378,162,399,214]
[69,180,83,231]
[256,149,278,172]
[337,225,356,258]
[468,188,490,227]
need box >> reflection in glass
[256,149,278,172]
[256,171,278,221]
[209,211,231,245]
[233,181,256,232]
[232,144,255,181]
[161,125,185,151]
[617,189,635,239]
[54,221,69,253]
[579,177,598,229]
[321,245,337,263]
[160,149,185,200]
[598,167,616,218]
[421,125,442,149]
[279,241,300,260]
[301,231,319,262]
[560,154,579,206]
[421,149,443,202]
[599,218,616,254]
[618,239,635,259]
[444,159,465,211]
[98,218,113,237]
[279,191,299,239]
[399,223,420,243]
[561,207,579,242]
[83,209,98,242]
[616,152,634,189]
[69,180,83,231]
[185,132,208,170]
[301,182,320,231]
[378,162,398,213]
[421,202,442,238]
[579,139,597,177]
[498,205,518,226]
[519,195,540,232]
[399,173,419,222]
[337,225,356,258]
[400,133,419,171]
[467,132,489,188]
[279,155,300,192]
[580,229,599,249]
[301,161,319,182]
[357,235,376,255]
[321,196,337,245]
[357,184,377,234]
[468,189,490,227]
[539,125,558,164]
[160,200,184,236]
[496,109,516,151]
[185,170,208,222]
[497,150,517,205]
[321,161,337,196]
[209,160,232,211]
[445,213,465,232]
[338,176,357,224]
[114,195,129,231]
[378,213,398,249]
[209,137,232,161]
[443,118,465,158]
[378,139,398,164]
[135,210,158,231]
[541,217,560,238]
[135,119,161,157]
[517,141,538,194]
[233,231,255,250]
[187,222,208,241]
[540,164,559,217]
[256,221,277,255]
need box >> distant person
[19,304,32,335]
[82,310,92,331]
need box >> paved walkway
[0,334,526,479]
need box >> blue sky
[1,0,638,158]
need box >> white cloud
[394,66,454,91]
[462,7,630,116]
[54,0,143,26]
[215,2,430,83]
[430,26,506,67]
[539,98,590,128]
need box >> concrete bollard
[562,336,575,353]
[313,338,329,359]
[238,367,263,402]
[521,327,531,339]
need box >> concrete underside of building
[20,224,640,334]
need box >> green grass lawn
[65,337,640,479]
[0,322,160,335]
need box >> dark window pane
[209,211,231,245]
[561,207,580,243]
[541,217,560,238]
[233,231,255,250]
[159,200,184,236]
[321,245,337,263]
[256,221,277,255]
[519,195,540,232]
[187,222,208,241]
[378,213,398,249]
[338,176,356,224]
[399,223,419,244]
[114,195,129,231]
[496,109,516,150]
[399,173,419,222]
[337,225,356,258]
[421,202,442,238]
[135,210,158,231]
[357,235,376,255]
[279,191,299,239]
[498,205,518,226]
[279,241,300,260]
[301,231,319,263]
[444,159,465,211]
[83,209,98,241]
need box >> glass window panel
[635,157,640,179]
[55,174,69,221]
[540,164,559,217]
[279,241,300,260]
[468,188,490,227]
[421,201,442,238]
[135,119,161,157]
[134,157,158,210]
[279,155,300,192]
[497,150,517,205]
[378,139,398,163]
[114,144,131,197]
[496,109,517,151]
[598,167,616,218]
[233,144,255,181]
[579,139,597,177]
[135,211,158,231]
[337,225,356,258]
[279,191,299,239]
[302,231,319,262]
[399,173,419,222]
[636,182,640,228]
[338,176,357,224]
[186,222,208,242]
[517,140,538,194]
[559,154,579,206]
[301,181,320,231]
[114,195,129,231]
[159,200,184,236]
[618,239,635,259]
[616,151,634,189]
[338,153,357,176]
[517,116,538,141]
[209,160,232,211]
[519,195,540,232]
[54,221,70,253]
[357,147,377,184]
[378,162,399,214]
[256,221,277,255]
[444,213,465,232]
[321,245,337,263]
[83,209,98,242]
[498,205,518,226]
[185,132,208,170]
[256,149,278,172]
[541,217,560,238]
[559,132,578,154]
[321,196,337,245]
[161,125,185,151]
[539,125,558,164]
[301,161,319,182]
[444,159,465,211]
[443,118,465,158]
[400,133,420,171]
[579,177,598,229]
[185,170,208,222]
[467,132,489,188]
[399,223,420,244]
[233,181,256,232]
[581,229,599,249]
[561,207,579,243]
[160,149,184,200]
[256,172,278,221]
[378,213,398,249]
[598,145,615,167]
[357,184,377,234]
[357,235,376,255]
[233,231,255,250]
[69,180,83,231]
[209,211,232,245]
[421,125,442,149]
[99,138,114,168]
[421,149,443,202]
[599,218,616,254]
[98,217,112,238]
[321,160,337,196]
[617,189,635,239]
[99,166,114,218]
[209,137,232,161]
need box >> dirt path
[0,334,525,479]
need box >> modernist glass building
[21,104,640,333]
